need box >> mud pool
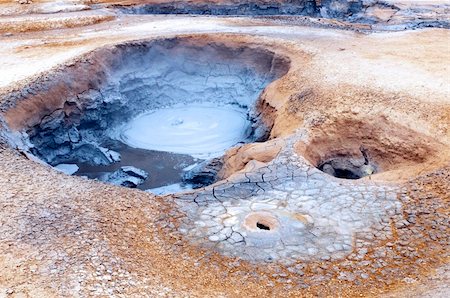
[3,38,289,192]
[74,141,196,191]
[72,102,252,192]
[115,103,252,159]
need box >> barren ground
[0,1,449,297]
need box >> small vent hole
[256,222,271,230]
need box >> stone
[99,147,121,163]
[183,158,223,188]
[54,164,79,175]
[102,166,149,188]
[68,127,81,143]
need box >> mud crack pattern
[174,136,403,263]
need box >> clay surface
[0,2,449,297]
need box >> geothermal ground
[0,1,449,297]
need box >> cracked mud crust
[0,4,449,298]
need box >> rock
[121,166,148,179]
[396,220,410,229]
[183,158,223,188]
[338,271,356,281]
[68,127,80,143]
[46,143,118,166]
[361,164,376,175]
[53,132,69,145]
[318,156,377,179]
[99,147,121,163]
[54,164,79,175]
[320,0,362,19]
[218,139,283,179]
[321,164,336,176]
[102,166,148,188]
[17,0,32,4]
[146,183,192,195]
[40,110,64,130]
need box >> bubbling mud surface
[116,103,252,159]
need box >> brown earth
[0,5,449,298]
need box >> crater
[317,146,377,179]
[295,116,446,181]
[1,37,290,193]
